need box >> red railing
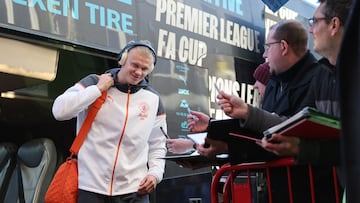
[211,158,340,203]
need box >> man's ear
[330,17,341,36]
[281,40,289,55]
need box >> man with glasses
[239,20,323,202]
[259,20,320,117]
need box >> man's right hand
[187,110,210,133]
[217,91,249,120]
[97,73,114,92]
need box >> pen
[229,133,260,142]
[187,107,196,119]
[160,127,170,139]
[186,136,197,145]
[214,83,221,93]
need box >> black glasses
[308,17,328,27]
[264,41,281,52]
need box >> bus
[0,0,316,202]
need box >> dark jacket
[262,51,319,117]
[301,58,340,117]
[298,58,340,165]
[297,58,342,201]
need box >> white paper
[187,132,207,144]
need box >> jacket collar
[105,68,149,93]
[270,51,316,83]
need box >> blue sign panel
[261,0,290,12]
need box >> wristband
[193,143,197,150]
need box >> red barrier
[211,158,340,203]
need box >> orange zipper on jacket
[109,87,131,195]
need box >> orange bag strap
[69,91,107,155]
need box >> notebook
[263,107,340,139]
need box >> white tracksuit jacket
[52,68,167,196]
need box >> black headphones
[118,41,157,66]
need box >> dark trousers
[78,189,149,203]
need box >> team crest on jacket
[138,102,149,120]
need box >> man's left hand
[137,175,157,195]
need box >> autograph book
[207,119,271,165]
[207,118,261,142]
[263,106,340,139]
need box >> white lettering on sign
[157,29,207,66]
[155,0,261,53]
[12,0,134,34]
[13,0,79,19]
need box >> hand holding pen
[186,110,210,133]
[217,91,249,120]
[166,138,195,154]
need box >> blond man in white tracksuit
[52,41,167,203]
